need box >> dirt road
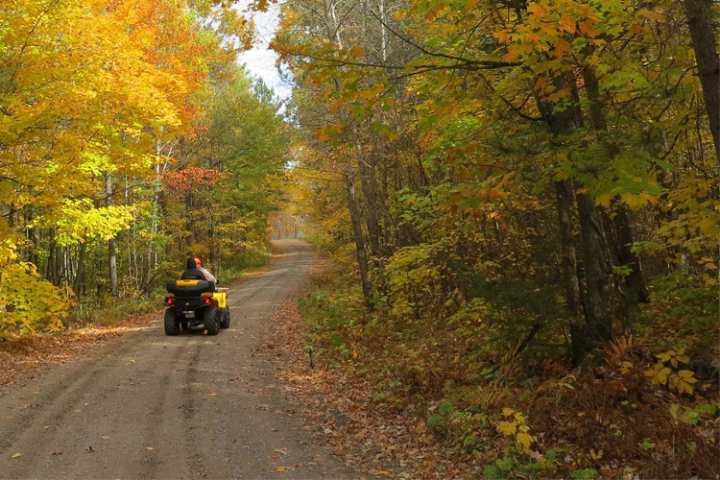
[0,240,355,480]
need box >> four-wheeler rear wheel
[164,308,180,336]
[165,305,229,336]
[204,307,220,336]
[219,309,230,329]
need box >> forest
[0,0,287,334]
[277,0,720,478]
[0,0,718,478]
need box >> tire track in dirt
[2,331,172,478]
[134,340,191,480]
[0,333,139,455]
[181,341,207,479]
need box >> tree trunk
[576,192,614,344]
[151,140,162,271]
[344,170,373,308]
[185,191,194,248]
[554,180,581,316]
[684,0,720,161]
[555,180,586,362]
[538,74,617,359]
[74,243,86,299]
[582,67,649,306]
[25,208,38,267]
[356,142,383,259]
[105,172,118,297]
[612,205,649,304]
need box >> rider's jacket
[181,268,205,281]
[181,266,217,284]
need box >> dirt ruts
[0,240,356,480]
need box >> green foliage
[297,276,365,362]
[426,414,444,433]
[670,402,720,426]
[438,400,454,416]
[462,433,480,453]
[636,273,718,355]
[639,437,655,450]
[571,468,599,480]
[483,454,551,480]
[72,292,161,328]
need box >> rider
[182,256,217,285]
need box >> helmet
[193,256,203,267]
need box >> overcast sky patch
[236,1,292,100]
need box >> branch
[297,51,518,72]
[367,8,516,70]
[476,72,544,122]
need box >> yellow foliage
[516,432,535,450]
[645,350,698,395]
[0,263,69,338]
[496,407,536,451]
[497,421,518,436]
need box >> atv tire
[219,309,230,329]
[164,309,180,336]
[204,307,220,336]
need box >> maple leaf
[516,432,535,450]
[497,421,517,436]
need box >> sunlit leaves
[51,201,137,247]
[0,0,221,208]
[0,262,69,338]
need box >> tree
[276,0,720,361]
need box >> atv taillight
[203,297,212,305]
[165,296,174,306]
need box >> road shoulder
[271,293,473,480]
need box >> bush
[0,262,69,338]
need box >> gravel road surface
[0,240,355,480]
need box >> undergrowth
[70,291,163,328]
[299,269,720,479]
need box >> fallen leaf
[11,453,22,459]
[370,469,393,477]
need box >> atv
[163,279,230,336]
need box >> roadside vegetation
[0,0,288,338]
[280,0,720,477]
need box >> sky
[236,1,293,101]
